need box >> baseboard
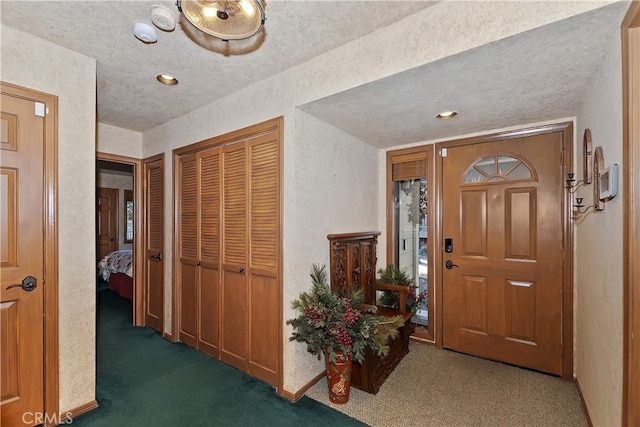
[58,399,98,425]
[280,371,326,402]
[575,377,593,427]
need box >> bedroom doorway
[96,153,144,326]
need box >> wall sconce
[572,197,595,219]
[565,173,585,194]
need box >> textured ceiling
[0,1,629,147]
[300,2,630,148]
[0,0,435,132]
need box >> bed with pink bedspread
[98,250,133,299]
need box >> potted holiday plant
[376,264,427,315]
[288,264,403,404]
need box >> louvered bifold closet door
[247,133,280,386]
[145,157,165,333]
[198,149,221,357]
[220,142,249,371]
[178,154,199,348]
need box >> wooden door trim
[622,2,640,425]
[96,152,144,326]
[1,81,59,423]
[434,122,574,379]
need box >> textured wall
[0,27,97,412]
[96,122,142,158]
[575,35,624,425]
[97,171,134,251]
[285,110,380,391]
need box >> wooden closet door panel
[198,266,219,356]
[248,274,278,384]
[248,135,279,273]
[221,143,248,368]
[178,155,198,346]
[180,264,197,347]
[247,135,279,384]
[144,157,164,333]
[222,145,247,267]
[198,149,220,356]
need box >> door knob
[6,276,37,292]
[150,253,162,261]
[445,260,459,270]
[239,268,245,273]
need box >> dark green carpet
[73,290,363,427]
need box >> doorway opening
[95,153,144,326]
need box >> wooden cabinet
[327,231,413,394]
[175,118,282,387]
[327,231,380,305]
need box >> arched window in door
[463,154,536,184]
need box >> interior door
[198,148,221,357]
[442,131,564,375]
[96,187,118,261]
[220,142,248,371]
[144,155,164,333]
[1,93,45,425]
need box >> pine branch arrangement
[288,264,403,364]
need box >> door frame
[1,82,59,422]
[622,2,640,424]
[434,122,574,379]
[96,152,144,326]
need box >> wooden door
[246,134,280,385]
[198,149,221,357]
[144,155,164,333]
[96,187,118,261]
[1,93,45,425]
[220,142,248,371]
[442,132,564,375]
[178,154,198,347]
[177,149,221,357]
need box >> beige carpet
[306,343,587,426]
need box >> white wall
[141,1,611,395]
[575,35,624,426]
[0,26,97,412]
[286,110,379,391]
[96,122,142,158]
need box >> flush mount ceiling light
[177,0,265,41]
[157,74,179,85]
[436,110,458,120]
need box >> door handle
[239,268,245,273]
[150,253,162,261]
[6,276,37,292]
[445,260,459,270]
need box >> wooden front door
[96,187,119,261]
[144,155,164,333]
[1,92,45,424]
[442,130,565,375]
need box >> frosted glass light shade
[177,0,265,40]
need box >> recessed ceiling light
[156,74,178,85]
[436,111,458,120]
